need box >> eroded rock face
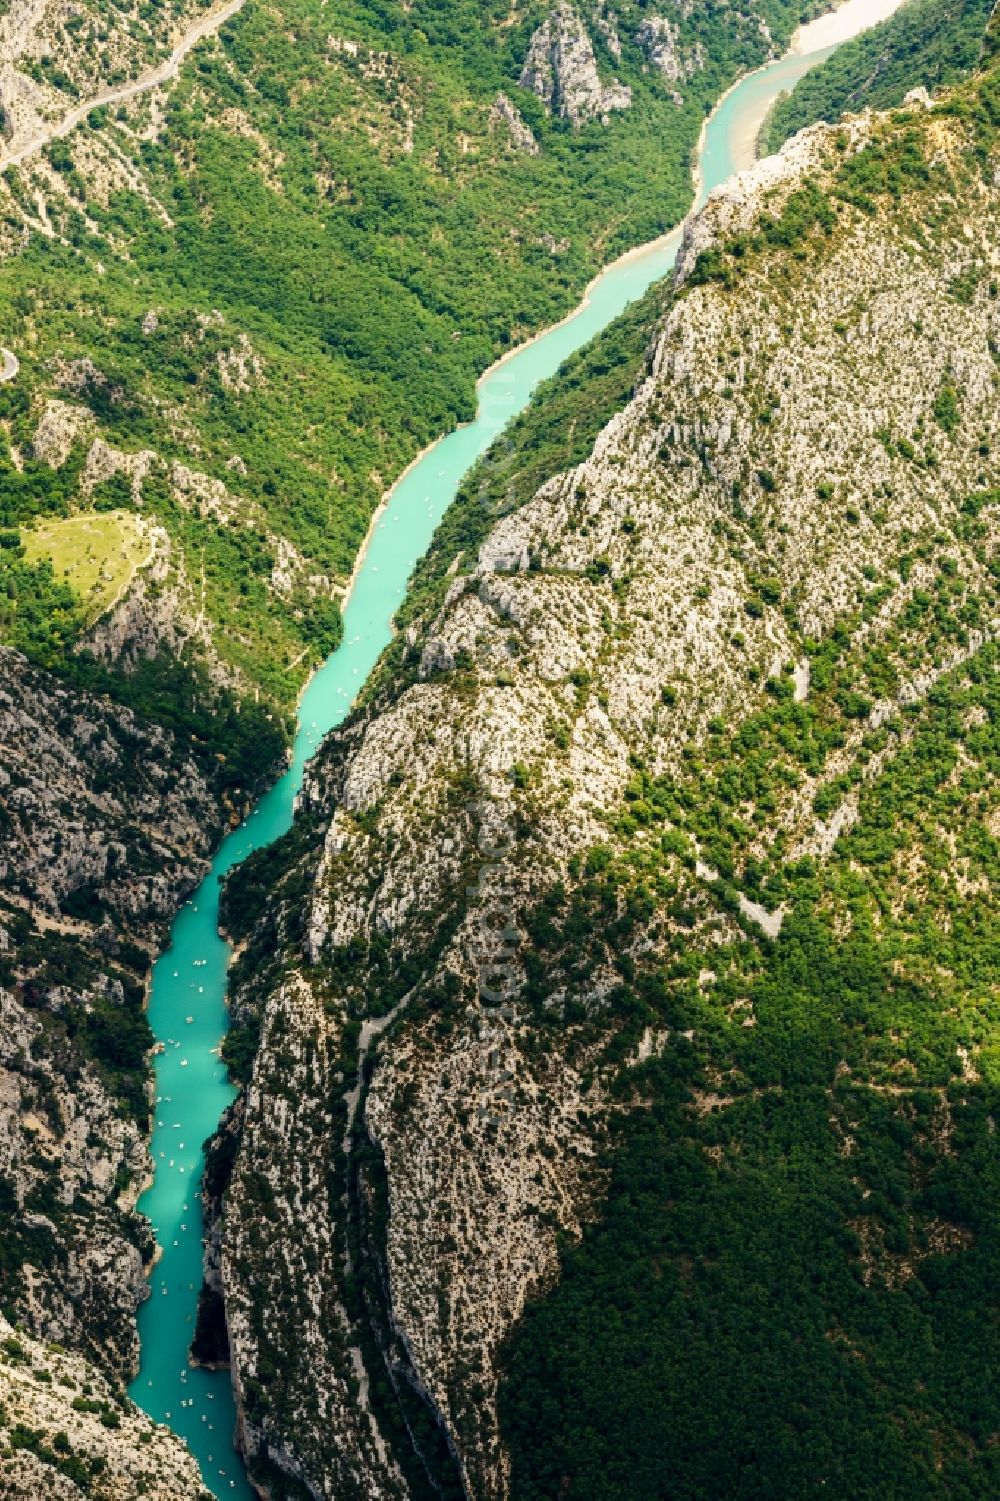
[0,1316,208,1500]
[363,1015,602,1494]
[0,977,152,1379]
[519,2,631,126]
[30,399,93,468]
[637,15,705,102]
[222,976,409,1501]
[489,92,540,155]
[217,90,1000,1501]
[0,647,225,1378]
[0,649,220,937]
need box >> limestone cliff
[0,647,244,1489]
[210,61,1000,1501]
[0,1316,209,1499]
[519,3,631,126]
[637,15,706,103]
[489,93,540,155]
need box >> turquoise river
[127,11,886,1495]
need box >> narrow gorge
[0,1,997,1499]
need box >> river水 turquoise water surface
[128,28,863,1498]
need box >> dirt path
[0,348,18,381]
[0,0,248,172]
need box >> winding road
[0,0,249,172]
[0,348,18,381]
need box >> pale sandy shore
[792,0,909,56]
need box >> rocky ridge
[488,93,540,155]
[211,64,1000,1501]
[637,16,706,103]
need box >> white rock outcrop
[489,91,540,154]
[637,14,705,101]
[519,2,631,126]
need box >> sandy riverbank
[792,0,909,56]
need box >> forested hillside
[210,26,1000,1501]
[764,0,995,150]
[1,0,823,730]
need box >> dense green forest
[500,622,1000,1497]
[764,0,995,151]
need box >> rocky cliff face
[0,646,233,1484]
[0,1315,209,1499]
[0,649,221,943]
[637,15,705,103]
[489,93,540,155]
[519,3,631,125]
[211,62,1000,1501]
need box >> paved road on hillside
[0,0,248,171]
